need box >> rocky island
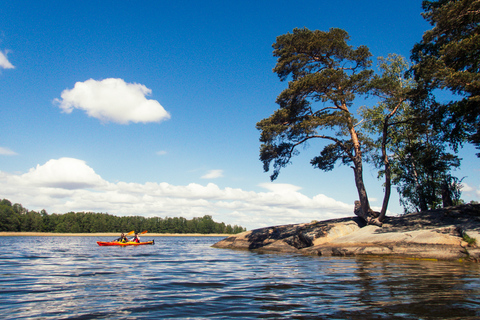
[212,203,480,262]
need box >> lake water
[1,236,479,319]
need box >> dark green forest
[0,199,246,234]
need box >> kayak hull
[97,240,155,246]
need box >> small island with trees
[2,1,478,259]
[215,0,480,261]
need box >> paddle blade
[127,231,135,236]
[140,230,148,235]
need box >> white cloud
[0,50,14,69]
[54,78,170,124]
[156,150,167,156]
[0,146,17,156]
[462,183,473,192]
[258,182,302,193]
[201,169,224,179]
[19,158,106,189]
[460,183,480,199]
[0,158,355,230]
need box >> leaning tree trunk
[375,118,393,225]
[352,157,372,219]
[377,145,390,223]
[347,116,378,224]
[373,102,404,226]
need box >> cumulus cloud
[0,158,355,230]
[201,169,224,179]
[462,183,473,192]
[0,146,17,156]
[0,50,14,69]
[462,183,480,199]
[54,78,170,124]
[19,158,106,189]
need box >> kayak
[97,240,155,246]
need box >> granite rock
[212,204,480,262]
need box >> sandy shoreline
[0,232,231,237]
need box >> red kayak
[97,240,155,246]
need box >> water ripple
[0,236,479,319]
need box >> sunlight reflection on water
[0,236,479,319]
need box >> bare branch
[354,119,366,128]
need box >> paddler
[131,233,140,243]
[114,233,129,243]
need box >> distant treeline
[0,199,246,234]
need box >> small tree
[360,54,414,223]
[363,54,463,215]
[257,28,379,224]
[390,128,463,213]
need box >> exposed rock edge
[212,204,480,262]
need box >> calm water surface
[0,236,479,319]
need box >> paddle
[129,230,148,243]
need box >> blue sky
[1,0,479,230]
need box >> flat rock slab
[212,204,480,262]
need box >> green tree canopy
[411,0,480,155]
[362,52,464,215]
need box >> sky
[1,0,479,231]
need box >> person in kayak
[115,233,129,243]
[131,233,140,243]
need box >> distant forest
[0,199,246,234]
